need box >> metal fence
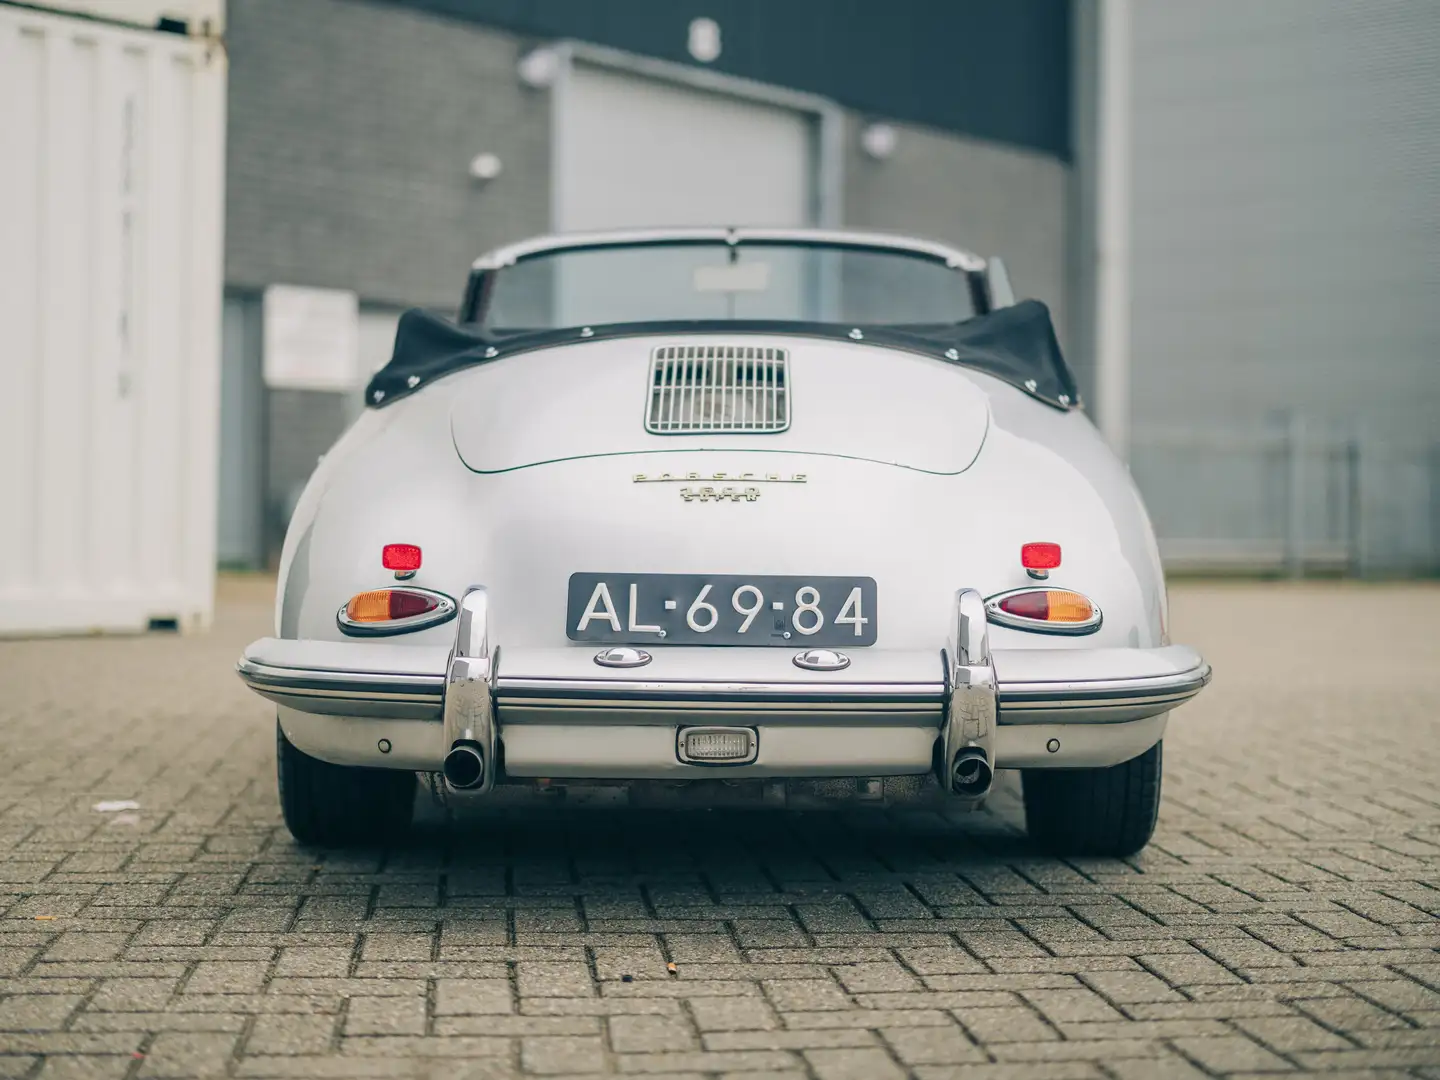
[1130,416,1439,577]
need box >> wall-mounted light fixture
[517,46,561,88]
[688,17,721,63]
[860,122,898,161]
[468,152,503,183]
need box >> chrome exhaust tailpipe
[443,743,485,790]
[940,588,998,801]
[949,748,994,798]
[442,586,498,794]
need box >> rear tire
[1022,741,1162,856]
[276,722,416,846]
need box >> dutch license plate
[567,573,878,647]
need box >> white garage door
[551,63,815,330]
[555,63,814,232]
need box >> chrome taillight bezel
[336,587,457,636]
[984,587,1103,635]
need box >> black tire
[276,722,416,846]
[1022,741,1163,857]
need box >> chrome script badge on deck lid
[634,471,806,503]
[632,471,807,483]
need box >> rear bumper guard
[238,592,1209,784]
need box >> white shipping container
[13,2,224,34]
[0,5,226,635]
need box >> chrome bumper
[238,588,1209,782]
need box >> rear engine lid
[450,336,990,473]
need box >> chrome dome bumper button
[594,646,652,668]
[793,648,851,671]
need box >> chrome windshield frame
[461,227,991,325]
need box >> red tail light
[338,587,455,635]
[986,588,1101,634]
[1021,542,1062,570]
[382,544,422,572]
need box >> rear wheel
[276,722,416,846]
[1022,741,1162,856]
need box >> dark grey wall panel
[265,389,349,558]
[218,295,266,568]
[226,0,551,309]
[843,118,1069,351]
[366,0,1071,159]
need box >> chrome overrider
[940,589,996,800]
[440,586,498,792]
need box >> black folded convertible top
[365,299,1080,410]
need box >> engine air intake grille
[646,345,790,434]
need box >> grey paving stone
[342,996,426,1036]
[880,1024,986,1065]
[434,978,514,1016]
[608,1014,698,1053]
[803,1046,906,1078]
[520,1034,606,1074]
[32,1059,135,1080]
[687,996,779,1031]
[4,581,1440,1077]
[1171,1033,1297,1073]
[0,994,82,1031]
[1233,1014,1357,1053]
[137,1032,240,1077]
[245,1014,337,1055]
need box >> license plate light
[678,727,757,764]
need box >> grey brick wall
[225,0,551,310]
[841,118,1070,353]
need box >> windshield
[477,242,978,332]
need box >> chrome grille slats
[646,344,789,434]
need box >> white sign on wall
[262,285,359,391]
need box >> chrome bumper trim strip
[996,662,1211,723]
[239,649,1208,728]
[494,678,946,701]
[236,657,444,705]
[496,696,941,713]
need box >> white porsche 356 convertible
[238,228,1209,855]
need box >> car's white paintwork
[276,346,1163,655]
[449,336,992,474]
[246,229,1205,792]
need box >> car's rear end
[237,230,1209,854]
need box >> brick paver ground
[1,579,1438,1079]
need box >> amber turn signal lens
[997,589,1094,623]
[344,588,440,623]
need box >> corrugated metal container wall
[0,6,226,634]
[21,2,224,31]
[1124,0,1440,574]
